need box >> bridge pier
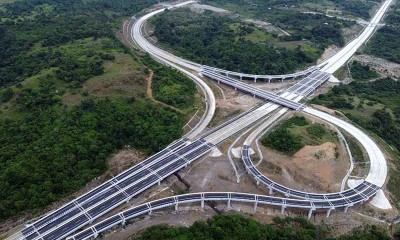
[175,203,179,211]
[236,176,240,183]
[254,78,257,83]
[201,200,205,210]
[254,202,258,212]
[326,208,334,218]
[92,227,98,238]
[344,204,353,213]
[268,187,274,195]
[307,208,315,219]
[227,199,232,209]
[120,214,126,226]
[280,206,286,214]
[268,78,271,83]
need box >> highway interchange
[8,0,393,239]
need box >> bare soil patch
[257,142,347,193]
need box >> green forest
[151,8,352,74]
[349,61,379,80]
[365,2,400,63]
[131,214,391,240]
[205,0,381,20]
[261,116,337,155]
[311,78,400,151]
[142,55,197,110]
[0,0,198,222]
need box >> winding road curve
[8,1,393,240]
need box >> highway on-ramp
[8,0,392,239]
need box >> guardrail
[241,145,377,201]
[201,65,319,81]
[202,70,306,110]
[67,188,378,240]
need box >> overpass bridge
[9,0,392,239]
[201,69,331,110]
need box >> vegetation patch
[365,2,400,63]
[261,115,337,155]
[0,0,197,222]
[311,78,400,150]
[130,214,390,240]
[143,55,197,110]
[350,61,379,81]
[152,8,321,74]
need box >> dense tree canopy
[131,214,390,240]
[152,9,322,75]
[365,2,400,63]
[0,0,191,222]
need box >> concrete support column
[201,200,205,210]
[175,203,179,211]
[326,208,334,218]
[280,206,286,214]
[158,180,161,186]
[119,213,126,226]
[268,78,271,83]
[308,208,314,219]
[227,199,232,209]
[344,204,353,213]
[254,78,257,83]
[236,176,240,184]
[234,87,237,91]
[256,178,260,186]
[240,75,243,80]
[254,202,258,212]
[218,80,220,84]
[268,187,274,195]
[92,227,98,238]
[148,204,152,215]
